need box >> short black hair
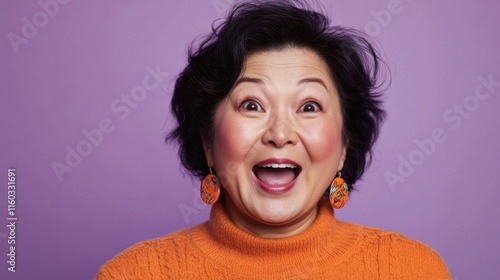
[168,0,386,190]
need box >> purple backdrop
[1,0,499,279]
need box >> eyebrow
[233,77,264,87]
[234,76,329,90]
[297,78,329,90]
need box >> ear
[200,129,214,167]
[337,142,347,171]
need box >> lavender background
[1,0,499,279]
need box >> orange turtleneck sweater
[96,201,451,279]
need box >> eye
[240,99,264,112]
[299,101,322,112]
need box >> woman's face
[202,47,346,237]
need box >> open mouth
[252,163,302,186]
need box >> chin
[247,198,307,225]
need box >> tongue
[254,167,296,185]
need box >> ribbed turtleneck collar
[190,199,364,273]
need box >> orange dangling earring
[329,171,349,209]
[200,167,221,205]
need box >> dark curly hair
[167,0,386,191]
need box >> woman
[97,1,451,279]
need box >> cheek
[304,120,343,163]
[212,114,256,172]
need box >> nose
[261,113,298,148]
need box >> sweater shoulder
[337,220,452,279]
[95,224,205,279]
[383,232,452,279]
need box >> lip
[253,158,301,194]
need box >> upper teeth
[259,164,297,169]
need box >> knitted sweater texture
[96,201,451,279]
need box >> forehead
[242,47,333,79]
